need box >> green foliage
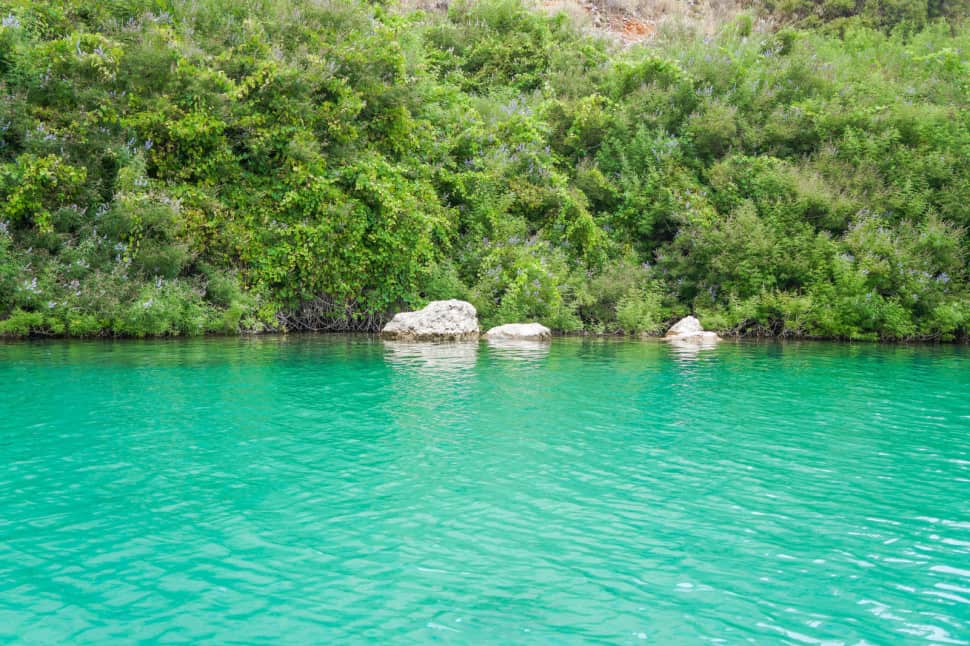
[469,241,581,331]
[617,283,667,335]
[0,308,45,336]
[0,0,967,341]
[687,101,739,161]
[0,155,87,232]
[113,281,212,337]
[769,0,968,30]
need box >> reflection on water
[382,340,479,371]
[668,336,720,360]
[383,338,553,370]
[484,338,551,362]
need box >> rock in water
[665,316,703,337]
[483,322,552,341]
[381,300,480,341]
[664,316,721,343]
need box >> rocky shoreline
[380,300,717,345]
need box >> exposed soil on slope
[403,1,749,43]
[542,0,657,42]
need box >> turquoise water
[1,337,968,644]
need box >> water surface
[1,337,968,643]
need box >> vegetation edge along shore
[1,0,968,342]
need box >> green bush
[113,282,214,338]
[0,0,966,341]
[616,283,666,335]
[0,308,45,336]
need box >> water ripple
[0,337,968,643]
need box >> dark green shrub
[0,0,966,340]
[0,309,44,336]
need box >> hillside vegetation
[1,0,968,339]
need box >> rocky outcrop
[381,300,480,341]
[483,322,552,341]
[664,316,720,344]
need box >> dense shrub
[0,0,967,340]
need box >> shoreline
[2,330,967,346]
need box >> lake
[1,337,968,643]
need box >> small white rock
[483,322,552,341]
[664,316,721,343]
[665,315,704,338]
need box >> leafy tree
[0,0,966,341]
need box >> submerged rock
[381,300,480,341]
[664,316,721,344]
[483,322,552,341]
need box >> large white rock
[483,322,552,341]
[665,315,703,338]
[381,300,480,341]
[664,316,721,343]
